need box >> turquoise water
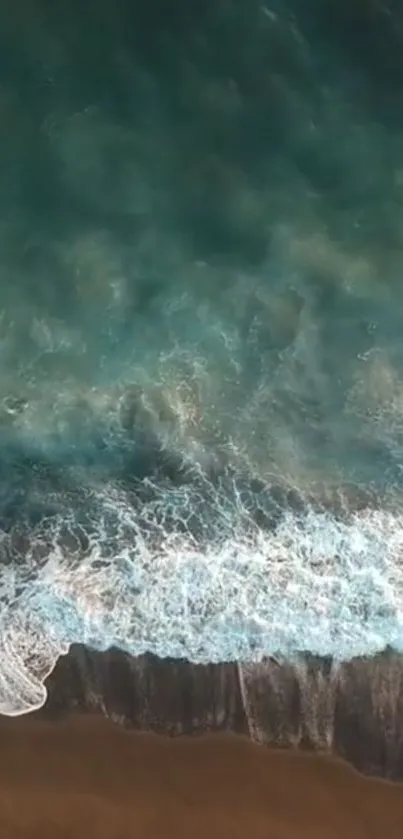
[1,0,403,713]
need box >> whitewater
[1,458,403,716]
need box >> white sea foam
[1,478,403,715]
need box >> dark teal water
[1,0,403,715]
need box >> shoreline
[35,644,403,782]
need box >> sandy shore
[0,714,401,838]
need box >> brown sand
[0,714,401,839]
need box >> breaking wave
[2,452,403,716]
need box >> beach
[0,712,402,839]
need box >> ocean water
[1,0,403,714]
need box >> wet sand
[0,714,401,838]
